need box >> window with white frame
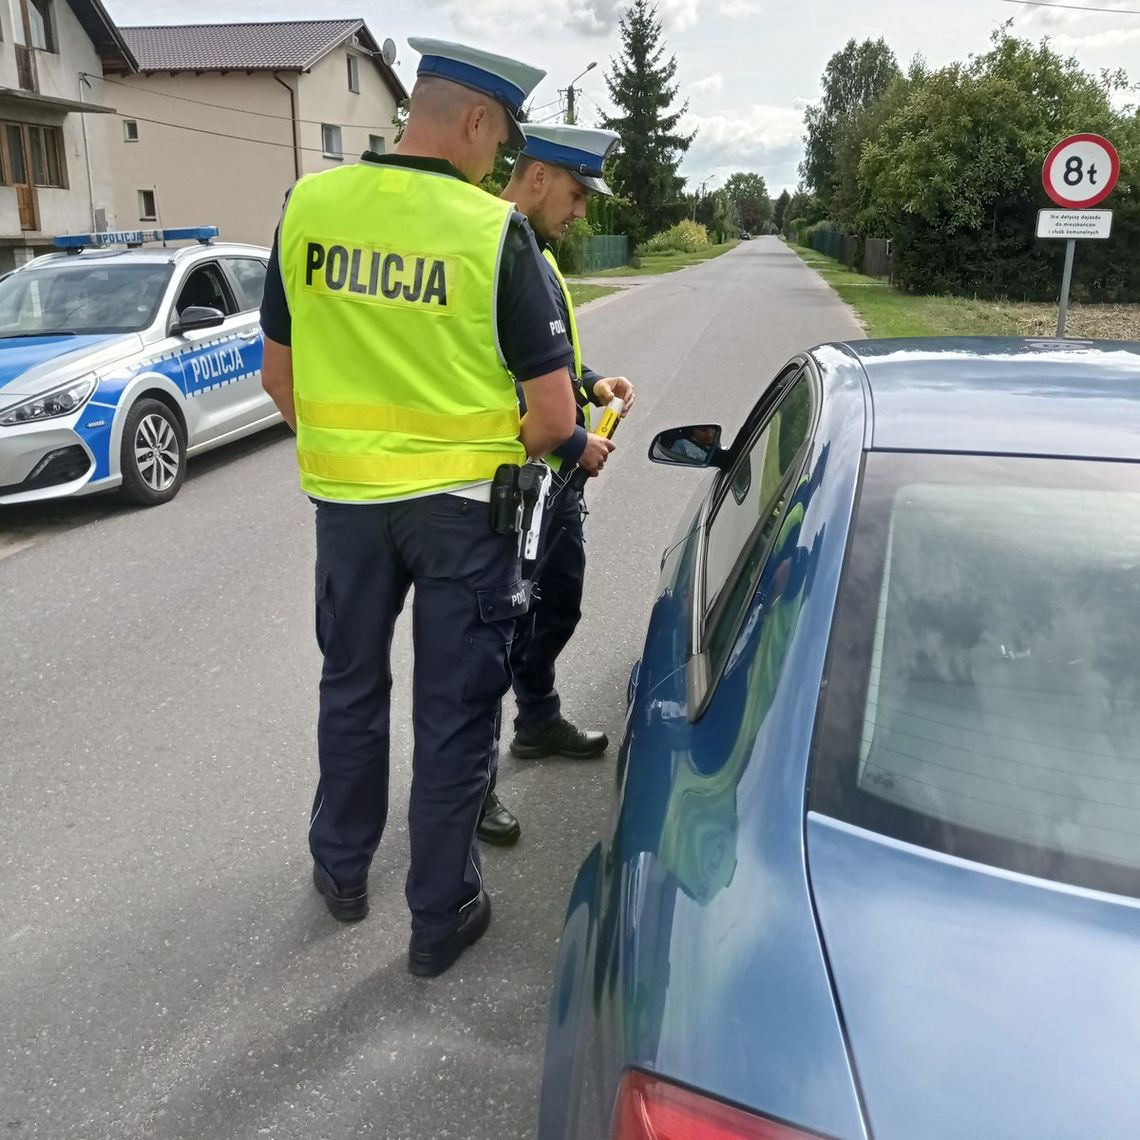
[347,53,360,93]
[321,123,343,160]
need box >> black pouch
[490,464,521,535]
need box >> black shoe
[477,790,521,846]
[312,864,369,923]
[510,716,609,760]
[407,890,492,978]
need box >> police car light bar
[53,226,219,251]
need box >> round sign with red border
[1042,134,1120,207]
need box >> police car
[0,226,280,508]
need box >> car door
[168,259,262,446]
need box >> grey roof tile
[120,20,362,72]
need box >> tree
[603,0,695,242]
[773,188,792,232]
[859,28,1132,297]
[801,38,900,208]
[723,171,772,233]
[392,98,408,143]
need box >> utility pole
[563,61,597,124]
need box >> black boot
[510,716,608,760]
[477,789,521,846]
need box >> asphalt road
[0,237,862,1140]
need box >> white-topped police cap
[520,124,621,196]
[408,37,545,150]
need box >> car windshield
[811,452,1140,898]
[0,261,173,336]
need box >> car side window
[175,263,235,318]
[701,371,814,676]
[224,258,268,313]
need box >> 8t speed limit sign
[1042,134,1120,207]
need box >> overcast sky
[109,0,1140,195]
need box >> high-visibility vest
[541,247,592,473]
[279,162,525,502]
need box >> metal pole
[1056,237,1076,338]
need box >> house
[98,20,408,248]
[0,0,135,270]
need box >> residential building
[0,0,135,270]
[98,20,407,248]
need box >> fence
[863,237,893,280]
[576,234,630,273]
[808,227,893,281]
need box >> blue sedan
[538,338,1140,1140]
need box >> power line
[110,110,362,155]
[997,0,1140,15]
[83,72,398,133]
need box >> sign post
[1040,133,1119,337]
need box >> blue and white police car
[0,226,280,508]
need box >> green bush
[637,219,711,255]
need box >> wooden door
[4,125,38,231]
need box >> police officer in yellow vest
[259,38,577,977]
[476,124,637,843]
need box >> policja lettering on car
[304,241,449,306]
[188,344,246,386]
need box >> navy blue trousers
[309,494,524,940]
[510,484,586,730]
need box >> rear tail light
[611,1071,821,1140]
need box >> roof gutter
[272,72,301,182]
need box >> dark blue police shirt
[259,153,575,386]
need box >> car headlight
[0,374,97,427]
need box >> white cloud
[680,103,805,192]
[1049,24,1140,52]
[689,73,725,97]
[720,0,762,15]
[424,0,625,37]
[1012,0,1139,30]
[419,0,756,37]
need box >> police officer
[259,38,577,977]
[477,124,637,845]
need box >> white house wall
[100,70,297,247]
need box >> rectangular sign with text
[1036,209,1113,240]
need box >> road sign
[1036,209,1113,240]
[1042,134,1120,208]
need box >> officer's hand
[594,376,636,416]
[579,433,616,477]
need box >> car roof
[23,241,270,269]
[817,337,1140,462]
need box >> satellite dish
[381,38,397,66]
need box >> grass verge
[568,283,622,307]
[789,243,1140,340]
[586,240,740,278]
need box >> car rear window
[810,452,1140,898]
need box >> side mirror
[649,424,725,468]
[173,305,225,334]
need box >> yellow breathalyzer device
[594,396,624,439]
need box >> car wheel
[119,398,186,506]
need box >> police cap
[408,37,545,150]
[520,124,620,196]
